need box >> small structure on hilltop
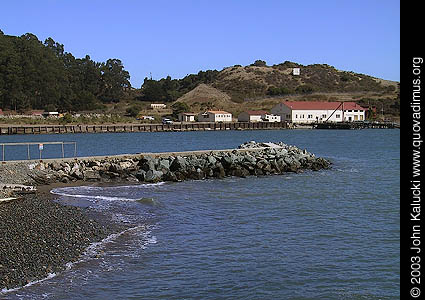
[178,112,197,122]
[198,110,232,122]
[292,68,300,75]
[271,101,366,123]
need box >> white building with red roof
[271,101,366,123]
[198,110,232,122]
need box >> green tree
[126,104,143,117]
[100,58,130,102]
[251,60,267,67]
[171,102,190,119]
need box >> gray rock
[138,157,156,172]
[170,156,187,172]
[135,170,146,181]
[83,170,101,181]
[158,159,170,171]
[207,155,217,165]
[145,170,163,183]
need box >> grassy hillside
[171,61,399,120]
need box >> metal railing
[1,142,77,161]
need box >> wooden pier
[313,121,399,130]
[0,121,288,135]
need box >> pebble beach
[0,193,119,291]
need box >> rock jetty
[1,141,330,187]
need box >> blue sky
[0,0,400,88]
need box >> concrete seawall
[0,121,289,135]
[0,142,331,197]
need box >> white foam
[50,191,139,202]
[83,225,147,258]
[0,273,57,295]
[50,182,166,202]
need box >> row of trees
[0,30,130,112]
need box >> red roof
[0,109,3,115]
[31,110,44,115]
[282,101,367,111]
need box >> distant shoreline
[0,121,290,135]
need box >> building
[292,68,300,75]
[198,111,232,122]
[42,111,60,118]
[0,109,3,117]
[271,101,366,123]
[138,115,155,120]
[238,111,268,122]
[178,112,197,122]
[150,103,167,109]
[263,114,281,122]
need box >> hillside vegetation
[0,31,399,119]
[0,30,131,112]
[139,60,399,118]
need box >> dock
[313,121,399,130]
[0,121,288,135]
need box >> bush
[126,105,142,117]
[295,85,314,94]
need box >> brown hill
[175,61,399,120]
[175,84,236,112]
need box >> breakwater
[0,141,330,189]
[0,121,288,135]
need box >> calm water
[2,129,400,299]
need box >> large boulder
[145,170,163,183]
[170,156,187,172]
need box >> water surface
[2,129,400,299]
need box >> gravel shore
[0,193,120,291]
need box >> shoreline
[0,190,124,292]
[0,141,331,292]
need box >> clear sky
[0,0,400,88]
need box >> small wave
[83,225,146,258]
[334,168,360,173]
[136,197,161,206]
[50,191,141,202]
[0,273,57,295]
[114,182,166,189]
[50,182,166,202]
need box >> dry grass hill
[171,61,399,120]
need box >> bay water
[2,129,399,299]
